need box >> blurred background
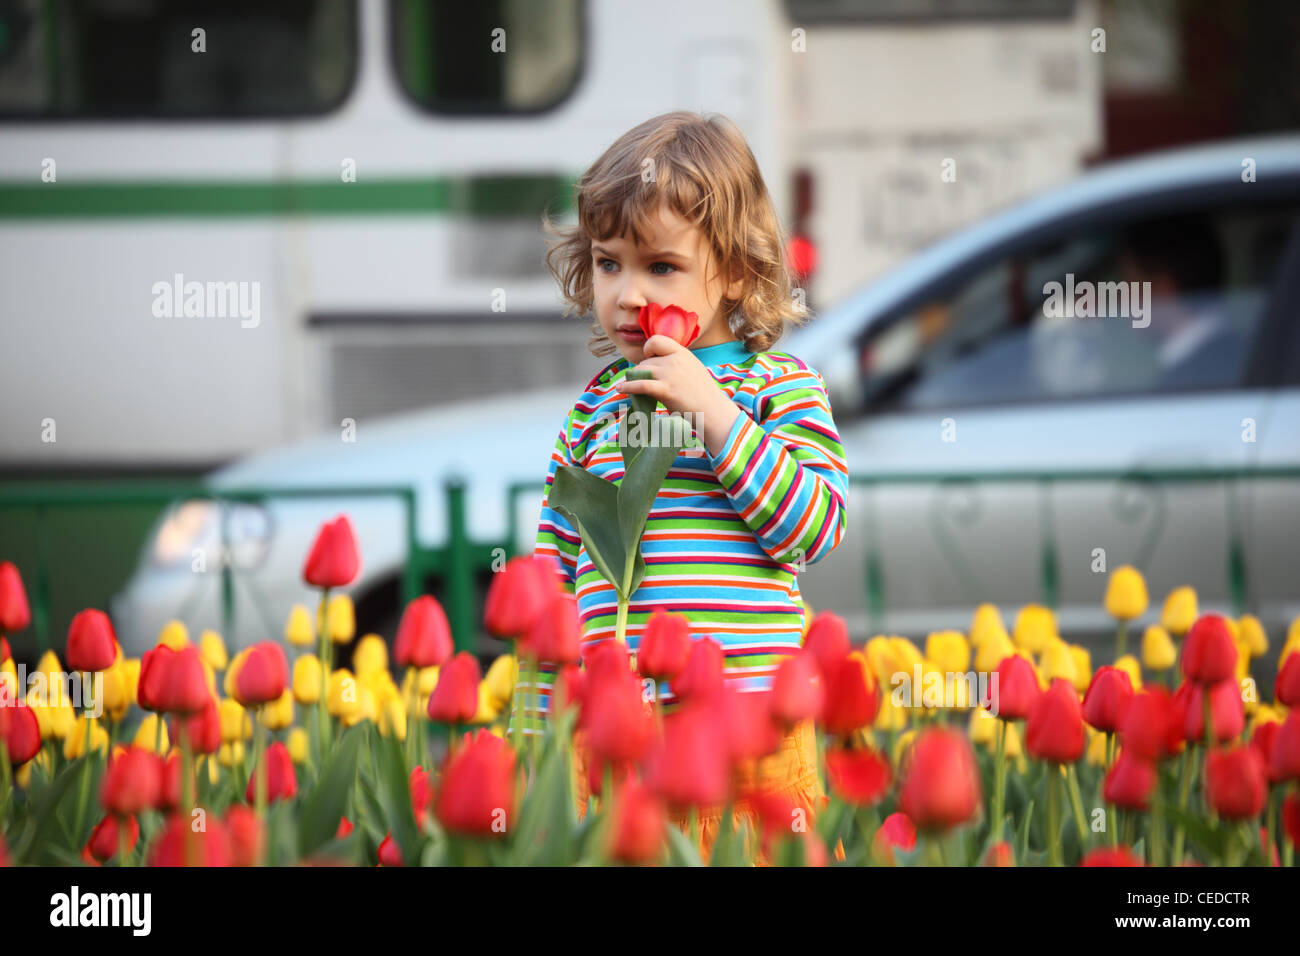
[0,0,1297,677]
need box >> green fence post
[219,498,234,644]
[401,489,422,607]
[34,503,51,652]
[444,478,473,654]
[1038,479,1059,610]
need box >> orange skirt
[571,716,846,865]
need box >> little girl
[508,110,849,862]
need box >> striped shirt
[508,337,848,737]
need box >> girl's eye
[594,258,676,276]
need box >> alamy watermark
[1,666,102,718]
[889,664,1002,717]
[151,273,260,328]
[1042,274,1151,329]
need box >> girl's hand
[613,334,741,458]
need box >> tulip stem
[253,706,267,864]
[1065,764,1089,846]
[72,679,93,842]
[118,818,131,867]
[1115,620,1128,660]
[0,739,11,829]
[1046,767,1062,866]
[317,586,332,760]
[992,719,1007,841]
[1150,774,1166,867]
[1171,747,1193,864]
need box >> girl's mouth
[617,327,645,343]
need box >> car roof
[786,134,1300,363]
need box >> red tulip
[233,642,289,707]
[636,609,692,682]
[1282,793,1300,848]
[873,811,917,864]
[1205,746,1267,820]
[770,651,825,729]
[148,811,233,866]
[583,638,636,684]
[636,302,701,347]
[0,562,31,634]
[1082,666,1134,734]
[377,832,404,866]
[1119,685,1181,760]
[176,696,221,755]
[1181,614,1238,684]
[336,817,354,840]
[988,654,1040,722]
[820,653,880,736]
[3,701,41,766]
[0,636,10,663]
[410,766,433,824]
[224,805,264,867]
[802,611,850,680]
[434,728,518,837]
[86,814,138,863]
[714,685,781,765]
[159,752,182,812]
[519,592,581,665]
[1025,678,1085,764]
[302,515,361,589]
[484,555,558,638]
[139,644,211,715]
[245,741,297,804]
[982,841,1015,867]
[608,778,667,865]
[101,747,163,816]
[1176,678,1244,745]
[1103,750,1156,810]
[645,703,731,809]
[825,745,892,806]
[581,663,654,765]
[65,608,118,673]
[1080,846,1143,866]
[747,789,802,859]
[426,651,480,724]
[670,636,726,704]
[554,663,586,714]
[898,727,982,831]
[393,595,453,669]
[1271,711,1300,781]
[1250,721,1283,785]
[1275,653,1300,708]
[584,754,635,800]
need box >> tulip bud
[1105,566,1148,621]
[1160,586,1198,636]
[293,654,322,705]
[302,515,361,589]
[285,604,315,647]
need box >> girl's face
[590,203,745,364]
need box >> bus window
[0,0,356,118]
[390,0,583,115]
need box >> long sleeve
[704,368,848,568]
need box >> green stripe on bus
[0,174,576,219]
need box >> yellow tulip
[199,630,228,671]
[362,669,401,708]
[219,697,252,743]
[925,631,970,674]
[328,669,363,722]
[945,671,978,710]
[1013,605,1057,654]
[973,625,1016,675]
[891,728,916,766]
[218,741,245,768]
[483,654,518,711]
[17,748,51,787]
[133,713,169,753]
[1,658,15,687]
[36,650,63,681]
[120,658,141,705]
[1235,638,1252,682]
[326,594,356,645]
[1113,654,1143,692]
[287,727,310,764]
[1287,614,1300,648]
[488,724,506,739]
[473,682,501,724]
[63,716,110,760]
[342,682,376,728]
[1141,625,1177,671]
[100,662,131,722]
[353,634,389,678]
[1039,638,1077,687]
[401,665,440,710]
[968,706,997,746]
[1067,645,1092,693]
[873,688,909,731]
[157,620,190,649]
[1086,728,1108,767]
[1238,615,1268,659]
[1003,720,1022,758]
[1250,705,1283,733]
[293,654,322,705]
[1104,566,1148,621]
[259,688,295,731]
[801,600,815,640]
[1160,586,1198,636]
[377,693,408,740]
[1223,617,1241,642]
[970,603,1005,648]
[224,647,248,698]
[1281,633,1300,671]
[863,636,896,686]
[26,686,75,740]
[285,604,315,648]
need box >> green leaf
[1017,798,1035,863]
[374,728,423,866]
[549,464,628,598]
[664,821,705,867]
[297,723,364,859]
[616,411,690,572]
[1164,803,1230,859]
[14,758,89,865]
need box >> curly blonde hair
[542,110,810,359]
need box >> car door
[800,190,1300,654]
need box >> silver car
[113,136,1300,669]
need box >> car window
[0,0,356,117]
[859,203,1300,411]
[391,0,583,114]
